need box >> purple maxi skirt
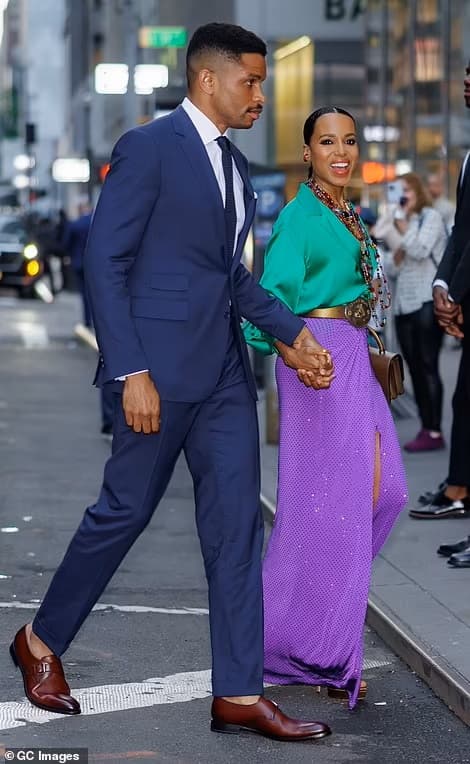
[263,318,408,708]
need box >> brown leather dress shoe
[10,625,81,715]
[211,696,331,741]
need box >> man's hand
[433,286,464,339]
[122,371,161,433]
[433,285,458,316]
[438,305,464,339]
[275,326,335,389]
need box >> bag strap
[368,326,385,355]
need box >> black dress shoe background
[409,493,470,519]
[437,537,470,557]
[447,547,470,568]
[417,481,447,506]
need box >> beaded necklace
[306,178,391,324]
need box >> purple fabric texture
[263,318,408,708]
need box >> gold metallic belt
[302,296,372,328]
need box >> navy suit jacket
[435,156,470,310]
[84,105,304,402]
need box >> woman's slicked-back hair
[303,106,356,145]
[186,23,266,87]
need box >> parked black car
[0,215,44,297]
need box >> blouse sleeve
[242,219,306,355]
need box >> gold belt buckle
[344,297,371,328]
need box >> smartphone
[386,180,404,205]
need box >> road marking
[0,669,213,731]
[0,601,209,615]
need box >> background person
[409,59,470,545]
[373,172,447,452]
[427,171,455,235]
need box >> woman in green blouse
[244,107,407,708]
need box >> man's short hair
[186,22,267,87]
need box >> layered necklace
[306,178,391,323]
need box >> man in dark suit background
[65,204,114,438]
[410,59,470,567]
[64,204,94,329]
[10,24,333,741]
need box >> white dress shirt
[181,96,245,250]
[116,98,246,381]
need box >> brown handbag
[368,327,405,404]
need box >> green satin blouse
[243,183,375,355]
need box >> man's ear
[199,68,215,95]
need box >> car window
[0,219,25,235]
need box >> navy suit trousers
[33,332,265,696]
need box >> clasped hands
[433,286,464,340]
[122,326,335,435]
[276,326,335,389]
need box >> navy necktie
[216,136,237,258]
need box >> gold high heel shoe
[327,680,367,701]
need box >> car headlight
[23,243,39,260]
[26,259,40,277]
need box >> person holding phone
[373,173,448,452]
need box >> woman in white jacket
[373,172,448,452]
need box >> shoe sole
[447,561,470,568]
[327,687,367,701]
[210,721,331,741]
[10,643,81,715]
[409,510,470,519]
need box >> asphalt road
[0,294,468,764]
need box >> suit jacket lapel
[171,107,255,268]
[171,106,225,241]
[458,152,470,203]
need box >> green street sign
[139,26,187,48]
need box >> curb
[260,492,470,728]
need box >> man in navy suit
[11,24,332,741]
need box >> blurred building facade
[365,0,470,202]
[4,0,470,211]
[65,0,367,204]
[0,0,65,202]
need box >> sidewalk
[258,340,470,727]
